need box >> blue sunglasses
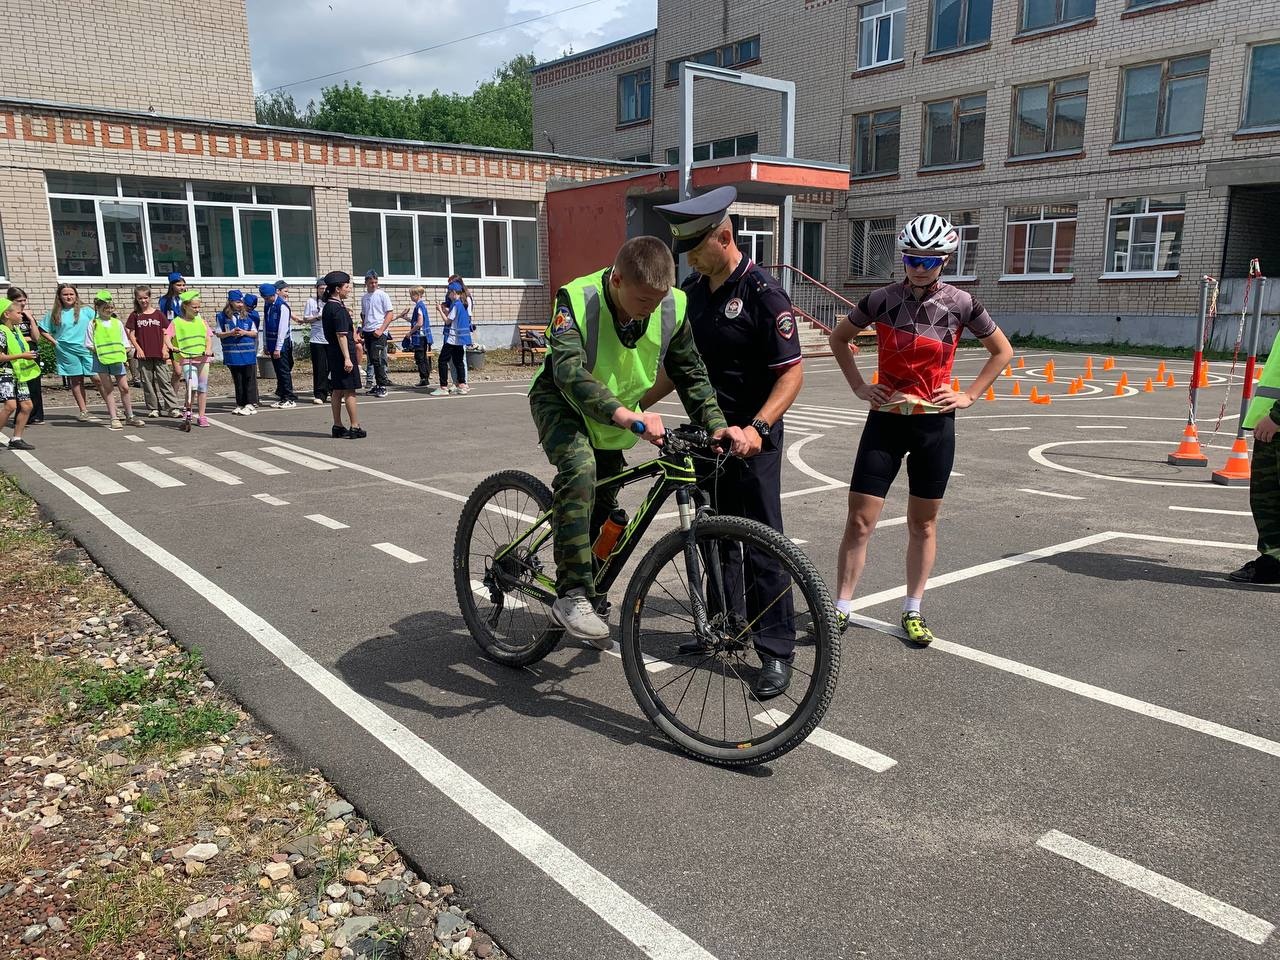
[903,254,945,270]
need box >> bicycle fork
[676,488,726,644]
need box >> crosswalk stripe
[168,457,243,486]
[118,461,185,489]
[755,709,897,771]
[306,514,349,530]
[217,451,289,476]
[148,446,173,455]
[64,466,129,495]
[254,494,290,506]
[373,542,427,563]
[260,446,338,471]
[124,434,145,443]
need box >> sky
[246,0,658,107]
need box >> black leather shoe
[1229,557,1280,584]
[753,657,792,700]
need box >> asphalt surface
[4,351,1276,960]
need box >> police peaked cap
[654,186,737,254]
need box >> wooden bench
[517,324,547,366]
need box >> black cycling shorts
[851,409,956,500]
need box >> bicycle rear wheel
[619,515,840,767]
[453,470,564,666]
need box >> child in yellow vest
[85,290,144,431]
[165,291,213,427]
[0,296,40,450]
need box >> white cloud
[246,0,656,107]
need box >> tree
[254,91,314,128]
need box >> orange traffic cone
[871,369,879,385]
[1212,437,1252,486]
[1257,367,1265,382]
[1167,424,1209,466]
[1011,381,1022,396]
[1113,382,1125,396]
[1003,364,1012,377]
[1103,357,1115,371]
[1037,395,1053,405]
[1045,370,1055,385]
[1029,387,1041,402]
[1166,373,1176,388]
[951,377,961,392]
[1156,360,1166,379]
[1016,356,1026,369]
[1083,357,1094,379]
[1197,364,1210,388]
[1117,372,1129,388]
[984,386,995,401]
[1143,377,1154,392]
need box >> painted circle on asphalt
[1028,439,1243,488]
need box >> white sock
[903,596,922,615]
[835,598,853,614]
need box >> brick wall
[0,0,257,123]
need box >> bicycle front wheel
[453,470,563,666]
[619,516,840,767]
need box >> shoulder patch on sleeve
[549,304,574,336]
[776,312,795,340]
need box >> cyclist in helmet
[827,214,1013,645]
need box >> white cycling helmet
[896,214,959,255]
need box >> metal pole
[1211,274,1266,485]
[1186,276,1212,425]
[778,82,796,294]
[679,63,694,202]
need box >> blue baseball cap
[447,281,464,292]
[258,283,277,297]
[226,290,244,303]
[244,293,259,309]
[167,271,185,284]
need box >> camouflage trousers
[530,389,626,597]
[1251,435,1280,561]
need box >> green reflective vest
[2,326,40,382]
[91,316,128,366]
[538,270,685,450]
[172,316,208,360]
[1244,328,1280,430]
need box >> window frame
[1010,75,1088,158]
[857,0,906,70]
[1116,53,1210,145]
[849,216,898,279]
[1017,0,1094,34]
[46,174,315,282]
[616,67,652,126]
[1001,203,1078,280]
[853,108,901,177]
[940,211,980,281]
[1102,194,1185,278]
[347,192,541,285]
[665,132,758,166]
[929,0,993,54]
[666,34,761,83]
[1240,41,1280,132]
[921,94,988,168]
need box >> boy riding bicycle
[529,236,747,646]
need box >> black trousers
[309,342,330,400]
[413,346,433,383]
[696,424,795,659]
[229,364,258,407]
[439,343,466,387]
[27,375,43,421]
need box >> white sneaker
[311,397,324,405]
[456,383,470,395]
[108,418,124,431]
[148,409,161,418]
[279,399,297,409]
[232,406,245,416]
[551,590,612,648]
[245,404,257,415]
[429,388,448,397]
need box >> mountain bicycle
[453,424,841,767]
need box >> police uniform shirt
[682,258,802,425]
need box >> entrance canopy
[545,154,849,291]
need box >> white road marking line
[989,426,1032,432]
[124,434,144,442]
[1018,488,1085,501]
[469,579,529,610]
[64,466,128,495]
[846,607,1280,759]
[1029,439,1239,488]
[1169,505,1251,517]
[1037,830,1275,945]
[218,450,289,475]
[790,538,808,545]
[14,450,720,960]
[756,710,896,772]
[306,514,349,530]
[148,446,173,455]
[1077,425,1128,430]
[254,494,289,506]
[601,644,672,674]
[786,434,844,488]
[373,542,427,564]
[259,446,339,471]
[168,457,243,486]
[118,461,185,489]
[950,471,964,477]
[1123,532,1254,550]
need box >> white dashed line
[218,450,289,475]
[990,426,1032,432]
[259,446,338,471]
[1076,425,1128,430]
[1169,506,1251,517]
[254,494,290,506]
[1037,831,1274,945]
[470,579,528,609]
[64,466,128,495]
[755,710,896,771]
[148,446,173,455]
[118,461,185,489]
[168,457,243,485]
[306,514,349,530]
[373,542,427,563]
[124,434,144,442]
[1018,488,1085,501]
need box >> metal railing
[763,264,857,333]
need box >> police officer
[651,186,805,699]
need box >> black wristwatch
[750,418,771,439]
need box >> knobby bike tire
[453,470,564,666]
[619,515,840,767]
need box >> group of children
[399,278,474,397]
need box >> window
[666,35,760,82]
[923,95,986,167]
[665,133,758,165]
[1118,54,1209,143]
[849,217,896,277]
[1004,204,1076,276]
[617,68,651,125]
[46,174,314,280]
[794,220,825,280]
[854,109,901,176]
[348,192,539,282]
[931,0,992,52]
[1020,0,1093,31]
[942,212,980,278]
[858,0,905,69]
[1012,76,1087,156]
[739,216,775,265]
[619,153,652,163]
[1242,43,1280,130]
[1104,195,1185,275]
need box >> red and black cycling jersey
[849,280,998,399]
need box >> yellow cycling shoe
[901,611,934,646]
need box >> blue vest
[446,300,472,346]
[218,312,257,366]
[158,294,181,322]
[264,299,284,343]
[411,301,433,348]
